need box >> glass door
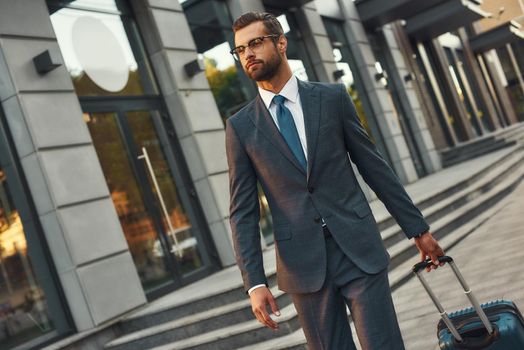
[0,108,72,349]
[0,170,55,349]
[82,99,216,297]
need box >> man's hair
[232,11,284,36]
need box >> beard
[244,51,282,82]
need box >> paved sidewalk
[392,179,524,350]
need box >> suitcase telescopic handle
[412,256,494,343]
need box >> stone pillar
[380,23,441,174]
[130,0,235,266]
[428,39,476,142]
[337,0,419,184]
[294,2,338,83]
[457,28,500,131]
[0,0,146,331]
[481,50,519,125]
[226,0,265,20]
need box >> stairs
[97,137,524,350]
[439,123,524,167]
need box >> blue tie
[273,95,307,172]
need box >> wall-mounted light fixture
[404,72,415,83]
[374,72,385,81]
[184,57,205,77]
[333,69,345,81]
[33,49,61,75]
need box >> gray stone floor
[393,179,524,350]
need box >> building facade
[0,0,521,348]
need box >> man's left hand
[414,232,445,272]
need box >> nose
[243,46,256,60]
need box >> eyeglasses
[230,34,280,61]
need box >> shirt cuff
[247,284,267,295]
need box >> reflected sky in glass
[200,41,235,70]
[50,5,137,77]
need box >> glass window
[268,10,318,81]
[184,0,254,123]
[322,18,393,167]
[496,46,524,121]
[48,0,158,96]
[184,1,278,244]
[444,47,483,136]
[0,170,56,349]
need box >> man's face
[234,21,284,81]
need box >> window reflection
[202,43,249,122]
[273,12,316,81]
[49,1,156,96]
[85,113,173,291]
[126,111,204,276]
[0,170,54,349]
[496,46,524,121]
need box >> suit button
[308,187,314,193]
[314,216,321,223]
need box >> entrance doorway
[81,97,218,298]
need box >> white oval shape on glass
[72,16,129,92]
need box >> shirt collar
[258,75,299,109]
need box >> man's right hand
[249,286,280,330]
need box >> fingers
[251,290,279,330]
[427,245,445,272]
[254,306,278,330]
[268,295,281,317]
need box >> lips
[246,61,261,70]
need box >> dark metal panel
[262,0,313,10]
[469,22,524,53]
[405,0,490,41]
[355,0,447,29]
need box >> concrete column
[337,0,419,184]
[226,0,265,20]
[457,28,500,131]
[429,39,476,142]
[482,50,519,125]
[380,24,441,174]
[294,2,338,83]
[0,0,146,331]
[130,0,235,266]
[390,22,452,151]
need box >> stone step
[442,138,515,167]
[117,260,278,333]
[381,149,524,250]
[146,302,301,350]
[374,146,519,232]
[105,286,292,350]
[440,123,524,161]
[387,161,524,272]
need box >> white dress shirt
[258,75,308,160]
[248,75,307,295]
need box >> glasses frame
[230,34,281,61]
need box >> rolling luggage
[413,256,524,349]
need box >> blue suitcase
[413,256,524,349]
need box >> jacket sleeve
[337,85,429,238]
[225,118,268,292]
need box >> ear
[277,35,288,54]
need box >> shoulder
[228,99,256,126]
[299,80,346,96]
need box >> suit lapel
[298,80,320,182]
[248,95,307,175]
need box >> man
[225,11,445,350]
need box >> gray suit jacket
[225,80,429,294]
